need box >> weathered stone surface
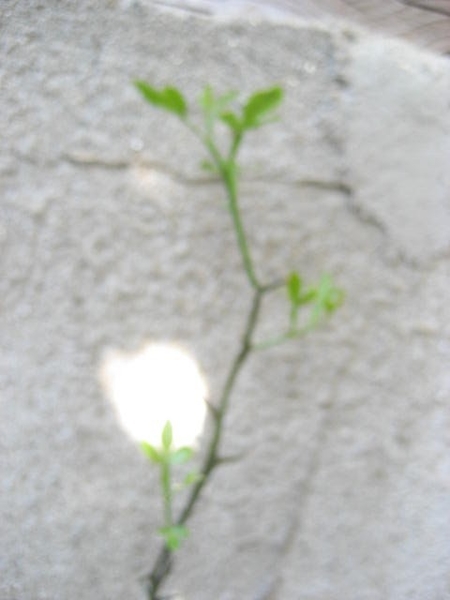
[150,0,450,54]
[1,2,449,600]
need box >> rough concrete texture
[153,0,450,54]
[1,2,450,600]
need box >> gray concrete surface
[1,2,450,600]
[151,0,450,54]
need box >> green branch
[133,82,344,600]
[146,289,263,599]
[221,160,260,290]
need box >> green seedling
[287,271,344,334]
[134,81,344,599]
[141,422,201,551]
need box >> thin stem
[145,547,172,600]
[260,279,285,293]
[253,322,318,352]
[289,303,298,332]
[145,289,264,599]
[229,131,243,163]
[252,331,297,352]
[222,162,260,290]
[161,459,172,528]
[145,113,281,600]
[178,288,262,524]
[187,119,260,291]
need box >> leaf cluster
[134,81,283,158]
[134,81,345,598]
[140,422,202,551]
[158,525,189,551]
[215,86,283,134]
[287,272,345,333]
[135,81,187,118]
[141,422,194,466]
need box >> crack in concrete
[60,152,357,194]
[242,176,352,194]
[58,153,450,271]
[293,178,352,195]
[61,154,130,170]
[345,192,446,271]
[344,192,386,236]
[341,189,432,272]
[60,153,216,186]
[250,356,356,600]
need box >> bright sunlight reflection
[100,343,208,448]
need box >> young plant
[135,81,344,599]
[141,421,201,551]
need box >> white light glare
[100,343,208,448]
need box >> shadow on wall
[99,342,208,448]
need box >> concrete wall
[154,0,450,54]
[1,2,450,599]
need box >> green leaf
[317,274,333,308]
[242,86,283,129]
[200,87,238,136]
[307,274,344,327]
[220,111,242,133]
[325,287,345,312]
[216,92,238,113]
[162,87,187,117]
[134,81,187,117]
[298,288,316,305]
[162,421,173,450]
[135,81,162,106]
[199,85,214,111]
[200,87,237,113]
[170,447,193,465]
[159,525,189,551]
[140,441,161,463]
[287,272,301,305]
[183,471,204,486]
